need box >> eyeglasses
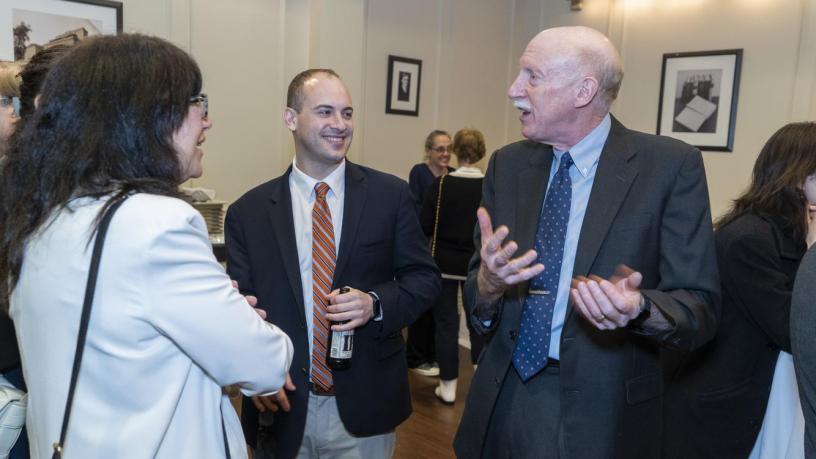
[430,145,453,153]
[0,96,20,117]
[188,93,208,120]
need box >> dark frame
[7,0,122,61]
[656,49,742,152]
[66,0,123,34]
[385,55,422,116]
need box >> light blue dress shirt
[547,114,611,359]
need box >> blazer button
[301,368,307,375]
[494,377,501,387]
[509,330,517,341]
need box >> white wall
[105,0,816,218]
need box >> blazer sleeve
[223,203,262,447]
[463,151,503,335]
[638,148,720,351]
[371,181,441,337]
[224,205,256,297]
[143,208,293,395]
[720,232,793,352]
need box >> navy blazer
[454,117,720,459]
[225,161,440,458]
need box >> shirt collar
[552,113,611,178]
[290,158,346,199]
[450,166,484,178]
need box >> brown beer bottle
[327,287,353,369]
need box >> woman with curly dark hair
[0,34,293,458]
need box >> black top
[419,173,483,277]
[0,310,20,372]
[408,163,453,216]
[663,212,805,459]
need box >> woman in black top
[663,122,816,458]
[420,128,486,404]
[408,130,454,215]
[406,130,454,375]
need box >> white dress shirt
[11,194,293,459]
[289,159,346,360]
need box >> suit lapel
[513,143,553,299]
[267,168,307,326]
[334,161,367,286]
[567,118,638,321]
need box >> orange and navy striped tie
[311,182,336,390]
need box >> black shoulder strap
[222,411,231,459]
[53,196,128,459]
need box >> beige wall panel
[187,0,283,203]
[119,0,172,40]
[361,0,442,179]
[437,0,513,170]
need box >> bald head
[527,26,623,109]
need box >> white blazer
[10,194,293,459]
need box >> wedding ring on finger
[595,314,606,321]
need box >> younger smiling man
[225,69,440,459]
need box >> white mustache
[512,100,531,112]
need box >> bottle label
[329,330,354,359]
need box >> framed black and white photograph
[2,0,122,61]
[386,55,421,116]
[657,49,742,152]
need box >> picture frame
[656,49,742,152]
[3,0,123,61]
[386,55,422,116]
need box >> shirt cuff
[368,291,383,322]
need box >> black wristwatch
[636,294,653,319]
[368,291,382,319]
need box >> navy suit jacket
[225,160,440,458]
[454,117,720,458]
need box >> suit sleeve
[223,204,261,446]
[225,206,256,297]
[372,181,441,337]
[463,151,503,335]
[721,232,792,352]
[638,148,720,351]
[792,248,816,455]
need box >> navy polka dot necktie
[512,152,573,381]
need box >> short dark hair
[287,68,340,112]
[18,44,72,119]
[0,34,202,307]
[452,128,486,164]
[716,122,816,242]
[424,130,450,151]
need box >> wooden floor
[394,346,475,459]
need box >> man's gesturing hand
[476,207,545,303]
